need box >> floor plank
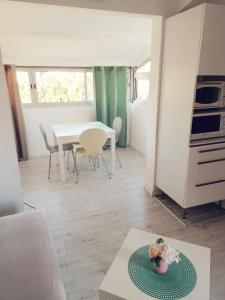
[19,148,225,300]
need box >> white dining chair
[39,124,76,180]
[73,128,111,183]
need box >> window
[137,80,150,100]
[16,68,94,105]
[135,61,151,101]
[16,71,32,104]
[86,71,94,101]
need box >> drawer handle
[196,179,225,187]
[198,158,225,164]
[199,146,225,153]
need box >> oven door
[195,83,222,109]
[191,114,221,140]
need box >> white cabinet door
[156,5,204,207]
[198,4,225,75]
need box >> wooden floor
[19,148,225,300]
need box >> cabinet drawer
[187,180,225,207]
[191,159,225,183]
[187,143,225,207]
[190,144,225,163]
[198,146,225,162]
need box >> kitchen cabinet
[199,4,225,75]
[156,3,225,210]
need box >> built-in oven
[191,111,225,140]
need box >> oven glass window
[196,87,220,104]
[192,115,221,134]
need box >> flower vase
[153,259,168,275]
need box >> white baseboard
[28,153,49,159]
[130,143,146,156]
[28,146,147,160]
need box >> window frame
[16,67,94,108]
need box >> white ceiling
[179,0,225,11]
[9,0,189,17]
[0,1,152,66]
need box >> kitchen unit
[156,3,225,216]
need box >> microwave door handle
[197,83,222,88]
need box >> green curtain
[93,66,127,147]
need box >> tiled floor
[19,148,225,300]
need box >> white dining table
[52,121,116,182]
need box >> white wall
[198,3,225,75]
[129,100,150,155]
[0,48,24,216]
[23,104,95,157]
[145,16,164,196]
[127,16,164,196]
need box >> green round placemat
[128,245,197,300]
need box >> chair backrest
[79,128,107,155]
[112,117,122,144]
[39,124,51,151]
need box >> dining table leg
[111,134,116,174]
[58,138,66,182]
[53,133,59,165]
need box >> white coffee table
[99,228,210,300]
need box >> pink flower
[148,244,162,258]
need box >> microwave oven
[195,81,225,109]
[191,111,225,140]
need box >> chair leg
[90,155,96,171]
[101,154,112,180]
[97,155,100,168]
[73,151,76,172]
[116,147,122,168]
[94,155,100,170]
[75,155,84,184]
[93,156,96,171]
[72,151,79,177]
[67,150,70,170]
[48,152,52,180]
